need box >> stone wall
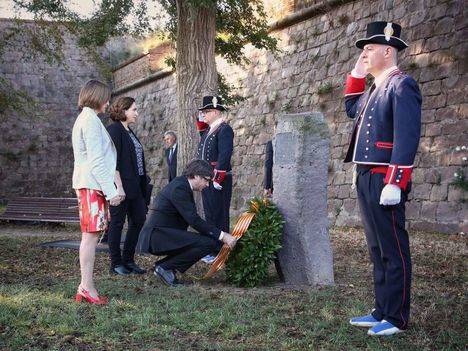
[113,0,467,234]
[0,19,106,201]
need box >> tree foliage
[160,0,278,65]
[1,0,277,112]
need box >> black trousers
[154,234,219,273]
[108,193,147,267]
[356,166,412,329]
[202,174,232,233]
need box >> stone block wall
[112,53,151,89]
[113,0,467,234]
[0,19,106,200]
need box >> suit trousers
[356,166,412,329]
[155,234,220,273]
[108,192,147,267]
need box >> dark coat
[136,176,222,254]
[264,140,273,190]
[196,122,233,172]
[107,121,151,200]
[165,145,177,182]
[344,70,421,167]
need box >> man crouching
[137,159,237,286]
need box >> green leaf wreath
[226,198,284,288]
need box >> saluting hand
[352,51,368,78]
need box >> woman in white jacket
[72,80,124,305]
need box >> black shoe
[154,265,182,287]
[124,262,147,274]
[110,265,131,276]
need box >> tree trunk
[175,0,218,175]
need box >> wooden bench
[0,197,80,223]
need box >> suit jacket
[106,121,150,199]
[136,176,221,254]
[165,145,177,182]
[72,107,117,199]
[264,140,273,190]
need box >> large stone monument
[273,112,334,286]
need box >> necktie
[169,148,174,162]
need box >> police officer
[344,22,421,336]
[195,95,234,263]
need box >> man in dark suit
[136,159,237,286]
[164,131,178,182]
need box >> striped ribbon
[203,211,256,279]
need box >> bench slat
[0,197,81,223]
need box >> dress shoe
[110,265,131,276]
[154,265,182,287]
[124,262,147,274]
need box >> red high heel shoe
[75,288,108,305]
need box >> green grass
[0,226,466,350]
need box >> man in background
[164,131,177,183]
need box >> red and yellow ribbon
[203,198,267,279]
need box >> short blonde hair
[78,80,111,109]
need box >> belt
[370,166,388,175]
[209,162,232,175]
[356,165,388,174]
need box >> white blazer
[72,107,118,200]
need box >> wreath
[224,198,284,287]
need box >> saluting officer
[195,96,234,262]
[344,22,422,336]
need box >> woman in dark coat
[106,97,151,275]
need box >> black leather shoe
[154,265,181,287]
[124,262,147,274]
[110,265,131,276]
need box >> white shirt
[208,118,224,135]
[169,143,177,160]
[374,65,398,88]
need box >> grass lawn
[0,223,466,350]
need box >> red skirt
[76,189,110,233]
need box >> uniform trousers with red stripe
[356,165,412,329]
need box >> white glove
[213,181,223,191]
[197,111,205,122]
[351,51,368,78]
[379,184,401,206]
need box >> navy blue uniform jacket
[344,69,422,190]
